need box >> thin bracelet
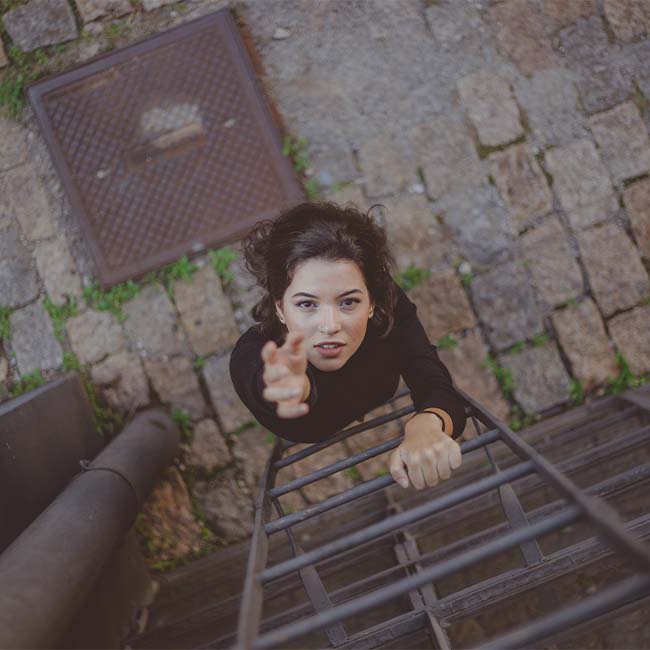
[407,408,452,435]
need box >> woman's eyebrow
[292,289,362,299]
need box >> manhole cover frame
[27,9,304,288]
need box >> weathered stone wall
[1,0,650,566]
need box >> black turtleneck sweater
[229,282,467,443]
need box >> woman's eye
[342,298,360,307]
[297,300,315,309]
[296,299,360,309]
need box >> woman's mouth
[315,343,345,358]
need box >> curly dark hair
[242,200,398,342]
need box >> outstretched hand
[260,331,310,419]
[389,413,462,489]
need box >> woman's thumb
[389,450,409,488]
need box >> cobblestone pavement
[1,0,650,567]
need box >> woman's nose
[319,306,340,333]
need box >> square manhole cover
[27,9,303,288]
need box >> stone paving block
[144,356,206,419]
[577,223,650,316]
[90,350,150,413]
[0,163,55,241]
[521,215,584,308]
[10,301,62,375]
[187,418,232,472]
[501,343,571,413]
[357,130,418,198]
[0,228,39,308]
[289,440,355,503]
[457,70,523,147]
[425,1,500,78]
[604,0,650,42]
[140,466,202,562]
[486,0,558,76]
[544,140,618,230]
[488,143,554,229]
[345,402,401,482]
[0,118,29,171]
[173,265,240,357]
[66,309,124,364]
[438,329,510,430]
[542,0,599,28]
[434,183,516,270]
[411,117,484,200]
[73,0,131,22]
[203,353,252,433]
[623,178,650,259]
[2,0,77,52]
[231,424,305,513]
[193,468,254,543]
[629,40,650,99]
[0,351,8,382]
[407,267,476,340]
[34,235,82,306]
[377,193,449,271]
[310,141,360,188]
[224,251,264,336]
[559,16,631,114]
[513,68,586,147]
[141,0,175,11]
[122,284,190,359]
[231,425,270,495]
[552,299,618,390]
[608,305,650,375]
[588,101,650,183]
[470,260,544,351]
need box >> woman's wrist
[406,408,453,437]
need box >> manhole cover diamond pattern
[28,10,303,287]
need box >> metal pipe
[0,409,179,649]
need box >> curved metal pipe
[0,409,179,649]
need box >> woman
[229,201,466,490]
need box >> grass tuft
[209,247,238,285]
[394,265,432,292]
[82,279,139,323]
[482,353,514,400]
[44,296,78,342]
[0,307,11,341]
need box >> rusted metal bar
[262,461,535,582]
[270,497,348,646]
[478,573,650,650]
[266,429,501,535]
[250,506,583,648]
[474,415,544,568]
[234,443,282,650]
[225,453,647,650]
[236,386,650,649]
[276,405,414,467]
[459,388,650,573]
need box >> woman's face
[275,258,375,372]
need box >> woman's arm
[229,328,323,441]
[390,281,468,439]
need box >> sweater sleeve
[391,282,468,439]
[228,328,321,441]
